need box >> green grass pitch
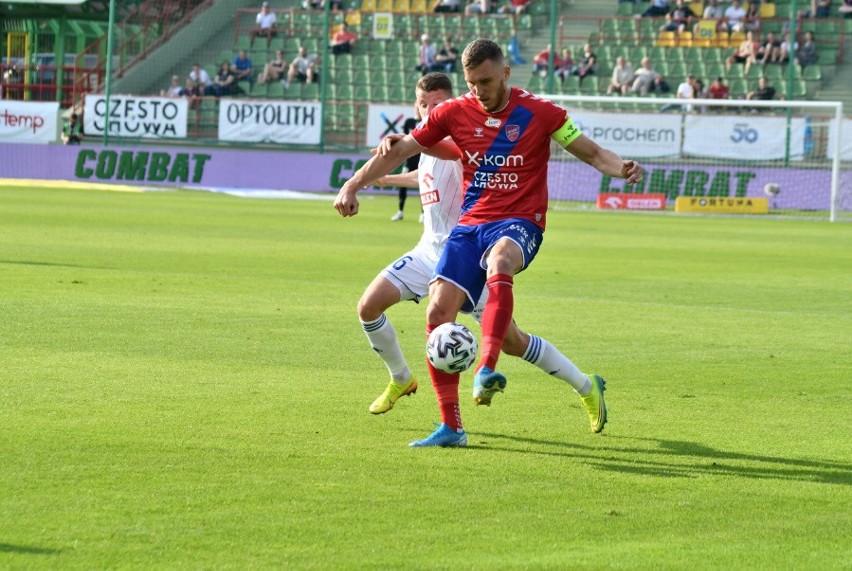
[1,184,850,568]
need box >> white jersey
[415,153,463,263]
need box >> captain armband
[551,117,583,149]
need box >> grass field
[1,185,850,569]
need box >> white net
[544,94,849,222]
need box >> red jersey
[411,87,568,229]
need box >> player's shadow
[0,259,101,269]
[0,543,61,555]
[463,432,852,486]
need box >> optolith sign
[597,193,666,210]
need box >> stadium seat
[360,0,377,11]
[267,82,285,98]
[335,84,353,101]
[801,65,822,81]
[410,0,428,12]
[353,69,371,85]
[354,85,370,101]
[301,83,319,100]
[393,0,410,12]
[388,85,407,103]
[657,31,676,47]
[371,85,388,102]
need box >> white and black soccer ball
[764,183,781,196]
[426,322,478,374]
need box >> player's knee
[357,295,382,322]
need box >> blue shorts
[432,218,543,312]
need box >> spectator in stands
[415,34,437,74]
[61,113,83,145]
[779,31,798,63]
[258,49,288,84]
[725,30,759,74]
[840,0,852,17]
[743,1,761,31]
[661,74,696,112]
[747,77,783,104]
[754,32,782,66]
[497,0,529,14]
[285,46,319,89]
[321,0,344,10]
[722,0,747,32]
[2,63,22,100]
[606,56,634,95]
[638,0,671,18]
[232,49,254,86]
[800,0,832,18]
[331,22,358,55]
[161,74,186,97]
[464,0,490,14]
[660,0,696,33]
[796,31,819,67]
[249,1,277,48]
[630,57,660,95]
[554,47,575,83]
[213,60,238,96]
[709,76,729,99]
[431,36,460,73]
[703,0,724,19]
[572,43,597,85]
[432,0,461,12]
[533,44,559,76]
[188,63,213,97]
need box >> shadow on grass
[454,431,852,485]
[0,259,101,269]
[0,543,61,555]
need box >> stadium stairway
[112,0,259,96]
[816,35,852,114]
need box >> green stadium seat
[335,84,353,100]
[334,68,353,84]
[387,85,407,103]
[267,82,285,98]
[353,69,371,84]
[371,85,388,102]
[301,83,319,100]
[617,2,634,16]
[354,85,370,101]
[801,65,822,81]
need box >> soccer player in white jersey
[355,73,607,440]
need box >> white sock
[523,335,592,395]
[360,314,411,382]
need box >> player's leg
[391,187,406,221]
[410,279,469,447]
[503,324,607,432]
[359,251,432,414]
[472,219,543,405]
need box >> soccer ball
[426,322,478,374]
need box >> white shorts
[380,246,486,321]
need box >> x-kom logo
[380,112,406,137]
[464,151,524,168]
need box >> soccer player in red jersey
[335,39,643,447]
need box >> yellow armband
[551,117,583,148]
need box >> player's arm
[375,134,461,161]
[551,118,644,184]
[334,135,423,217]
[376,169,419,189]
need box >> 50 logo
[730,123,759,144]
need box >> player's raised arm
[551,118,644,185]
[375,133,461,162]
[334,135,424,217]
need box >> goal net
[544,95,849,222]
